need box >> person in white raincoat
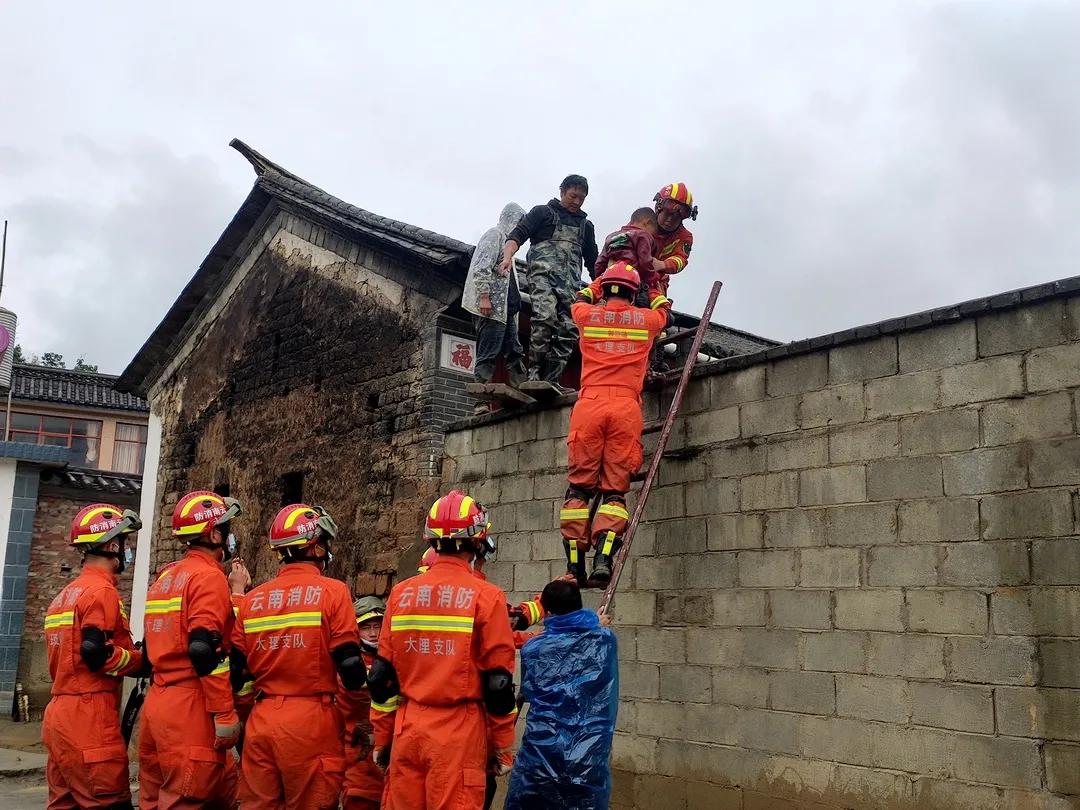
[463,202,527,390]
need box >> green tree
[41,352,65,368]
[12,344,25,364]
[73,357,98,373]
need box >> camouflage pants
[526,224,583,383]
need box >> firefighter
[338,596,387,810]
[139,490,243,810]
[42,504,145,810]
[368,490,518,810]
[560,262,670,585]
[652,182,698,296]
[230,503,364,809]
[420,546,545,642]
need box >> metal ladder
[599,280,724,616]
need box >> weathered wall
[17,489,140,709]
[149,216,461,588]
[444,285,1080,809]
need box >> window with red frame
[0,412,103,467]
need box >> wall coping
[447,272,1080,434]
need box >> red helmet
[654,182,698,221]
[423,490,489,553]
[600,261,641,295]
[70,503,141,547]
[418,546,439,573]
[172,491,241,540]
[269,503,338,550]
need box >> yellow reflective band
[145,597,183,615]
[650,295,670,310]
[237,681,255,696]
[356,611,383,625]
[601,531,616,556]
[390,614,475,633]
[458,496,475,519]
[372,695,400,713]
[209,660,230,677]
[598,504,630,520]
[582,327,650,342]
[244,611,323,633]
[560,508,590,521]
[671,256,686,270]
[73,532,108,544]
[569,541,579,564]
[107,648,131,677]
[174,523,208,536]
[671,183,681,201]
[526,601,541,624]
[429,500,440,519]
[44,611,75,630]
[577,287,594,300]
[282,506,312,530]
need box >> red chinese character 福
[451,342,474,370]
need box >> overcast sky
[3,2,1079,373]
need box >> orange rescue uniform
[231,562,359,809]
[139,549,238,810]
[561,296,667,549]
[43,566,143,810]
[653,223,693,294]
[337,647,383,810]
[373,555,517,810]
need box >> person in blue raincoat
[505,579,619,809]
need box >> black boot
[563,539,586,586]
[589,531,622,587]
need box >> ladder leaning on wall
[598,280,724,617]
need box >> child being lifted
[587,207,671,312]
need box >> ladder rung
[642,419,665,434]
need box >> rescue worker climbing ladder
[560,261,671,586]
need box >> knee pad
[593,495,629,539]
[481,669,516,716]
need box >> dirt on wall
[151,239,443,590]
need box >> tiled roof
[238,139,473,267]
[40,467,142,496]
[0,441,72,465]
[12,364,148,412]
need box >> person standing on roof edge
[561,262,670,586]
[463,202,528,413]
[499,175,599,391]
[651,182,698,296]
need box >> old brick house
[116,139,772,624]
[0,363,149,711]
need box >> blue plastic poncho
[505,609,619,810]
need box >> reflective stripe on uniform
[597,503,629,521]
[107,648,131,677]
[237,681,255,696]
[243,611,322,633]
[581,326,650,341]
[210,660,231,677]
[145,596,183,615]
[601,531,617,555]
[568,540,579,564]
[524,600,542,625]
[559,508,590,521]
[371,695,399,713]
[390,614,474,634]
[44,611,75,630]
[650,295,671,310]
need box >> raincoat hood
[498,202,526,236]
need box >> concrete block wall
[443,283,1080,809]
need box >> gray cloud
[2,1,1079,371]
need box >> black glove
[508,609,529,633]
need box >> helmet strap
[85,540,126,574]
